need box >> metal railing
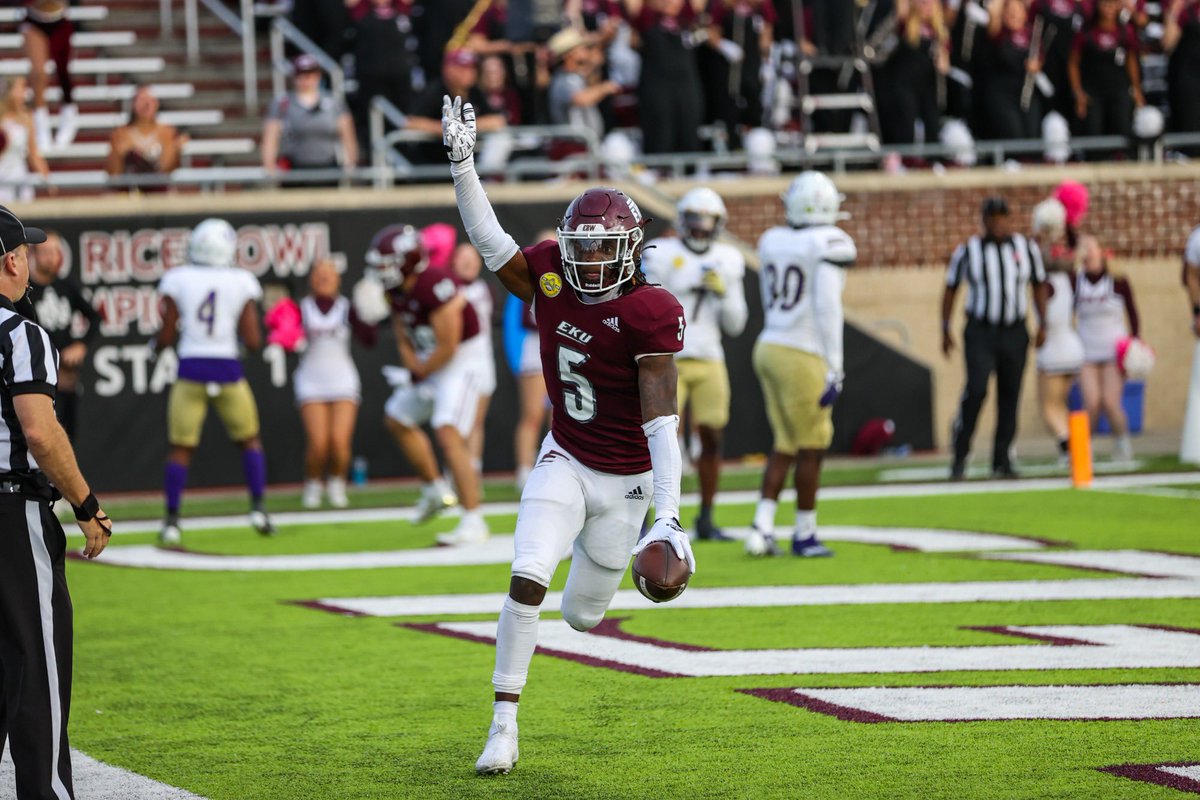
[183,0,258,111]
[269,17,345,105]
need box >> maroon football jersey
[525,240,685,475]
[388,266,481,354]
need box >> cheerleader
[291,260,375,508]
[451,242,496,479]
[1075,236,1140,461]
[22,0,79,149]
[1031,198,1084,463]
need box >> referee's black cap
[980,196,1010,220]
[0,205,47,255]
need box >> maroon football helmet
[365,224,426,289]
[557,187,645,294]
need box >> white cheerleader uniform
[0,119,34,203]
[293,295,361,404]
[1036,271,1085,374]
[463,279,497,397]
[1075,272,1129,365]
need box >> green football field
[55,474,1200,800]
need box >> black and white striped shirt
[946,234,1046,326]
[0,296,59,472]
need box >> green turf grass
[63,486,1199,799]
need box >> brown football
[631,540,692,603]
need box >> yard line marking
[103,470,1200,536]
[421,622,1200,676]
[314,576,1200,618]
[86,527,1050,571]
[1099,762,1200,794]
[985,550,1200,579]
[740,684,1200,722]
[0,745,207,800]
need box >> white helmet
[782,171,845,227]
[1042,111,1071,165]
[744,127,779,175]
[940,118,977,168]
[676,187,727,253]
[1133,105,1165,140]
[1031,198,1067,240]
[189,218,237,267]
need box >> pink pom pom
[265,297,306,352]
[422,223,458,270]
[1053,180,1090,228]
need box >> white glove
[633,518,696,574]
[352,276,390,325]
[441,94,477,164]
[716,38,745,64]
[382,366,413,388]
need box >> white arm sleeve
[813,262,847,375]
[450,156,520,273]
[642,414,682,522]
[720,261,749,338]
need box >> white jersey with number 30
[158,264,263,360]
[756,224,856,372]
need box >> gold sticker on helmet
[540,272,563,298]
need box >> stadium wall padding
[50,199,933,492]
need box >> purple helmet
[557,187,645,294]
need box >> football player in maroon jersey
[443,95,694,775]
[365,223,493,545]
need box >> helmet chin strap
[682,237,710,255]
[578,285,621,305]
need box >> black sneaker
[694,515,733,541]
[992,464,1020,480]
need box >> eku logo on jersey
[556,321,593,344]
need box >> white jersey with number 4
[158,264,263,360]
[642,237,748,362]
[756,224,856,373]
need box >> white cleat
[159,524,182,546]
[475,719,519,776]
[249,509,276,536]
[744,527,780,557]
[326,477,349,509]
[414,486,458,524]
[436,515,490,546]
[54,102,80,147]
[301,480,323,510]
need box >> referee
[942,197,1048,480]
[0,205,112,800]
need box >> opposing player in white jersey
[643,187,747,540]
[153,218,273,544]
[746,172,855,558]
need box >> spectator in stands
[1164,0,1200,135]
[106,86,188,188]
[1030,0,1085,121]
[478,54,524,125]
[1068,0,1143,144]
[22,0,78,149]
[626,0,708,155]
[467,0,515,56]
[875,0,950,146]
[979,0,1042,141]
[705,0,776,150]
[24,231,101,440]
[547,27,621,143]
[290,0,350,61]
[0,77,50,202]
[414,0,476,80]
[1075,234,1140,461]
[261,55,358,185]
[406,49,506,164]
[349,0,420,154]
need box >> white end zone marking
[87,527,1050,571]
[426,622,1200,676]
[1,745,207,799]
[986,550,1200,579]
[744,684,1200,721]
[317,577,1200,617]
[1161,766,1200,782]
